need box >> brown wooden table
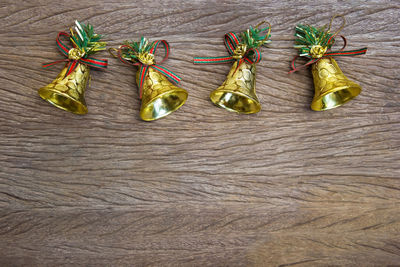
[1,1,399,266]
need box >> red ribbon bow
[43,32,108,77]
[194,32,262,68]
[290,23,367,74]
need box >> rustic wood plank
[0,0,399,266]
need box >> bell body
[311,57,361,111]
[136,67,188,121]
[38,63,89,114]
[210,60,260,114]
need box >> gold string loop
[255,20,272,44]
[108,48,119,58]
[328,14,346,37]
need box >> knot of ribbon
[112,40,181,99]
[289,15,367,74]
[193,31,263,68]
[42,32,108,77]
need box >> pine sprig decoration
[241,25,271,49]
[70,20,106,57]
[121,37,155,60]
[294,24,334,57]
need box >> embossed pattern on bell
[136,67,188,121]
[311,57,361,111]
[38,63,89,114]
[210,60,261,114]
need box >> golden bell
[210,60,260,114]
[38,63,89,114]
[137,67,188,121]
[311,57,361,111]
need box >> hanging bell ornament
[39,60,89,114]
[311,57,362,111]
[111,37,187,121]
[210,59,258,114]
[137,65,188,121]
[39,21,107,114]
[194,21,271,114]
[290,15,367,111]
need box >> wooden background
[0,0,399,266]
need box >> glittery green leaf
[294,24,334,56]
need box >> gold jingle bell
[112,38,187,121]
[39,21,107,114]
[194,21,271,114]
[311,56,361,111]
[137,66,188,121]
[210,60,260,114]
[38,48,89,115]
[292,15,367,111]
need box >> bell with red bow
[38,20,108,114]
[290,15,367,111]
[194,21,271,114]
[111,37,187,121]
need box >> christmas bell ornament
[111,38,187,121]
[39,21,107,114]
[194,21,271,114]
[290,15,367,111]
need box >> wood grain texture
[0,0,400,266]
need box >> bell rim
[140,88,188,121]
[38,87,88,115]
[210,89,261,114]
[311,85,361,111]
